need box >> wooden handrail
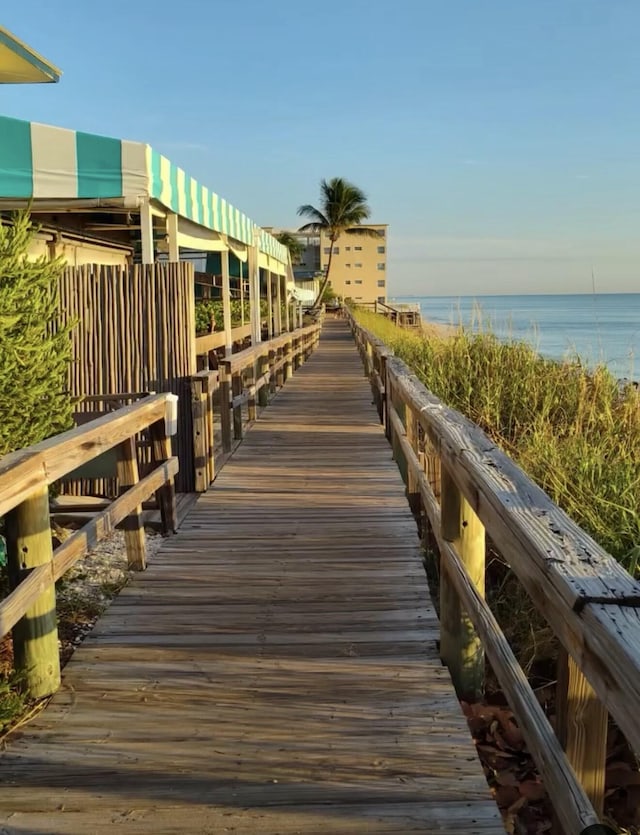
[191,323,322,491]
[348,310,639,834]
[0,393,178,700]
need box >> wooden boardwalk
[0,321,502,834]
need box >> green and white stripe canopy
[0,114,287,263]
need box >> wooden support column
[266,270,274,340]
[219,364,232,453]
[258,350,269,407]
[405,407,421,526]
[250,231,262,345]
[232,372,243,439]
[221,247,232,356]
[269,347,277,395]
[149,419,178,533]
[248,360,257,421]
[140,199,155,265]
[275,273,283,336]
[6,485,61,699]
[276,346,285,388]
[284,338,293,380]
[440,464,485,699]
[116,436,147,570]
[166,212,179,262]
[191,378,208,492]
[555,648,608,818]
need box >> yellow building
[0,26,61,83]
[270,224,388,305]
[319,225,387,304]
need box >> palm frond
[297,205,329,226]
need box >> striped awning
[0,114,288,265]
[0,27,61,83]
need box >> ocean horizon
[395,292,640,380]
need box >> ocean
[395,293,640,380]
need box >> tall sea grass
[356,310,640,574]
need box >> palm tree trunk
[311,239,334,311]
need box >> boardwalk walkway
[0,321,502,834]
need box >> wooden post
[221,247,232,356]
[219,364,232,453]
[140,199,155,265]
[266,272,274,340]
[276,346,284,388]
[6,484,61,699]
[191,378,208,492]
[258,351,269,407]
[275,273,283,336]
[555,648,608,818]
[405,407,421,527]
[116,436,147,570]
[166,212,179,262]
[202,374,216,483]
[248,360,257,421]
[440,464,485,699]
[268,348,277,395]
[284,338,293,380]
[150,419,178,533]
[232,372,243,439]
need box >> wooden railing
[349,312,635,835]
[0,393,178,700]
[190,323,321,490]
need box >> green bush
[195,299,290,335]
[0,212,73,455]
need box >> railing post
[275,345,284,388]
[202,374,216,484]
[258,350,269,407]
[219,363,232,453]
[116,436,147,570]
[268,347,277,395]
[6,484,61,699]
[284,338,293,381]
[555,648,608,818]
[150,418,178,534]
[232,371,243,440]
[248,359,258,421]
[440,464,485,699]
[405,407,421,527]
[191,378,208,492]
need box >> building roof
[0,114,287,263]
[0,26,61,83]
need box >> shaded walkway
[0,321,502,833]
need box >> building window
[377,279,386,288]
[377,295,386,302]
[323,247,331,254]
[345,280,351,285]
[355,262,363,268]
[333,246,339,254]
[377,246,385,254]
[377,263,386,270]
[345,263,351,268]
[355,279,363,285]
[345,246,351,251]
[377,230,385,238]
[354,246,362,251]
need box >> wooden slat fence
[349,311,631,835]
[58,263,196,493]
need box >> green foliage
[0,212,74,455]
[195,299,280,335]
[355,309,640,573]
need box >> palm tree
[297,177,378,310]
[275,231,305,266]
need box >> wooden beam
[116,437,146,570]
[140,199,154,265]
[221,248,232,356]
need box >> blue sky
[3,0,640,295]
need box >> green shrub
[0,212,73,455]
